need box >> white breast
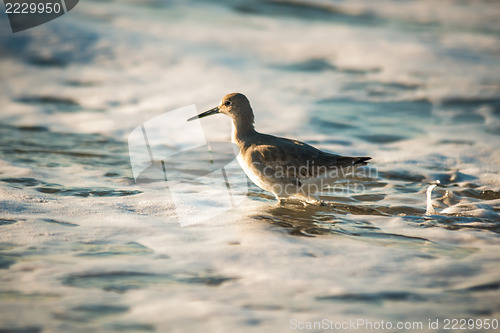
[232,123,270,192]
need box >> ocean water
[1,0,499,332]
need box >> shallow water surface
[1,0,499,332]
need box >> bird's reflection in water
[251,198,381,238]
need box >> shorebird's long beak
[187,106,220,121]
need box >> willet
[188,93,371,204]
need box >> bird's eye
[224,101,232,106]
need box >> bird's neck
[231,118,256,146]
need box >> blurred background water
[0,0,499,332]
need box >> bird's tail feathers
[353,157,371,166]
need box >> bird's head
[188,93,254,127]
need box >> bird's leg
[312,197,326,206]
[275,195,285,206]
[297,182,319,205]
[301,193,325,206]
